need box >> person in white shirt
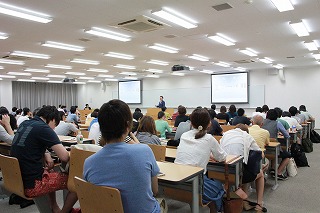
[0,107,15,144]
[281,111,302,130]
[252,107,266,119]
[17,107,32,127]
[220,124,267,213]
[88,122,101,145]
[175,108,227,213]
[299,105,315,121]
[54,112,78,136]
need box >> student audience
[132,111,143,133]
[274,107,290,131]
[136,116,161,145]
[175,108,227,213]
[0,106,15,144]
[281,111,302,130]
[171,105,182,121]
[11,106,78,213]
[161,107,171,120]
[155,111,172,138]
[227,104,238,122]
[299,105,314,121]
[55,111,78,136]
[252,107,265,119]
[17,107,32,126]
[84,104,91,110]
[83,100,162,213]
[11,107,17,116]
[174,105,189,127]
[216,105,229,124]
[232,108,251,126]
[66,106,80,126]
[289,106,305,124]
[207,109,223,136]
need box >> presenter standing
[156,96,166,108]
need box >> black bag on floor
[290,143,310,167]
[310,130,320,143]
[301,138,313,153]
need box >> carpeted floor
[1,143,319,213]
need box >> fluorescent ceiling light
[113,64,136,69]
[146,74,160,78]
[7,71,31,76]
[45,64,72,69]
[289,21,309,37]
[70,58,100,65]
[47,81,62,83]
[0,2,52,23]
[11,51,50,59]
[0,66,3,69]
[97,74,114,78]
[104,78,118,81]
[188,54,209,62]
[47,74,66,78]
[239,48,258,57]
[79,76,95,80]
[152,8,197,29]
[146,60,169,66]
[73,82,86,85]
[120,72,137,76]
[215,61,231,67]
[234,67,247,71]
[87,68,108,73]
[42,41,85,52]
[0,58,24,65]
[0,75,15,78]
[124,76,138,80]
[145,69,163,73]
[87,80,101,83]
[148,43,179,53]
[104,52,134,60]
[31,77,49,80]
[303,41,318,51]
[0,32,8,39]
[273,64,284,69]
[24,68,50,73]
[270,0,294,12]
[171,72,185,76]
[84,27,131,42]
[312,54,320,60]
[17,79,35,82]
[259,57,273,64]
[65,72,85,76]
[0,78,2,80]
[200,70,214,74]
[208,33,235,46]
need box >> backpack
[301,138,313,153]
[310,130,320,143]
[290,143,310,167]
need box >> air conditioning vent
[212,3,233,11]
[63,78,75,83]
[2,55,30,61]
[114,16,166,32]
[234,59,255,64]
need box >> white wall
[0,80,12,110]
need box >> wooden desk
[265,142,280,190]
[289,131,298,144]
[165,147,177,162]
[157,161,204,213]
[58,135,93,146]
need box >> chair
[74,176,124,213]
[81,130,89,139]
[0,154,52,213]
[147,144,166,161]
[67,148,95,192]
[213,135,222,143]
[221,125,236,133]
[218,119,227,125]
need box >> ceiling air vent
[2,55,31,61]
[234,59,255,64]
[115,16,166,32]
[212,3,233,11]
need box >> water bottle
[76,131,83,144]
[291,125,296,133]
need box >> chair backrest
[270,138,277,142]
[213,135,222,143]
[67,148,95,192]
[0,154,30,199]
[81,130,89,139]
[218,119,227,125]
[221,125,236,133]
[74,176,124,213]
[148,144,166,161]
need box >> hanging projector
[171,65,190,72]
[62,78,75,83]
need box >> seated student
[17,107,32,127]
[88,109,100,131]
[175,108,227,213]
[216,105,229,124]
[85,109,99,126]
[11,107,18,116]
[83,100,162,213]
[171,105,182,121]
[10,106,78,213]
[55,111,78,136]
[226,104,238,123]
[262,109,290,180]
[15,108,22,120]
[281,111,302,130]
[136,116,161,145]
[155,111,172,138]
[207,109,223,136]
[252,107,265,119]
[132,111,143,133]
[84,104,91,110]
[299,105,315,121]
[0,106,15,144]
[161,107,171,120]
[220,124,267,213]
[274,107,290,131]
[174,105,189,127]
[232,108,251,126]
[289,106,305,124]
[88,122,101,145]
[66,106,80,126]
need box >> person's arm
[277,121,290,138]
[295,120,302,130]
[69,123,79,134]
[127,132,140,144]
[151,175,158,196]
[44,151,54,170]
[211,139,227,162]
[165,121,172,133]
[51,144,69,162]
[0,115,14,136]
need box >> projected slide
[118,80,141,104]
[211,72,248,103]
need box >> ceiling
[0,0,319,83]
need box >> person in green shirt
[155,111,172,138]
[274,107,290,130]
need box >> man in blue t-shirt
[156,96,166,108]
[83,100,161,213]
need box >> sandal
[255,203,267,212]
[243,200,257,211]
